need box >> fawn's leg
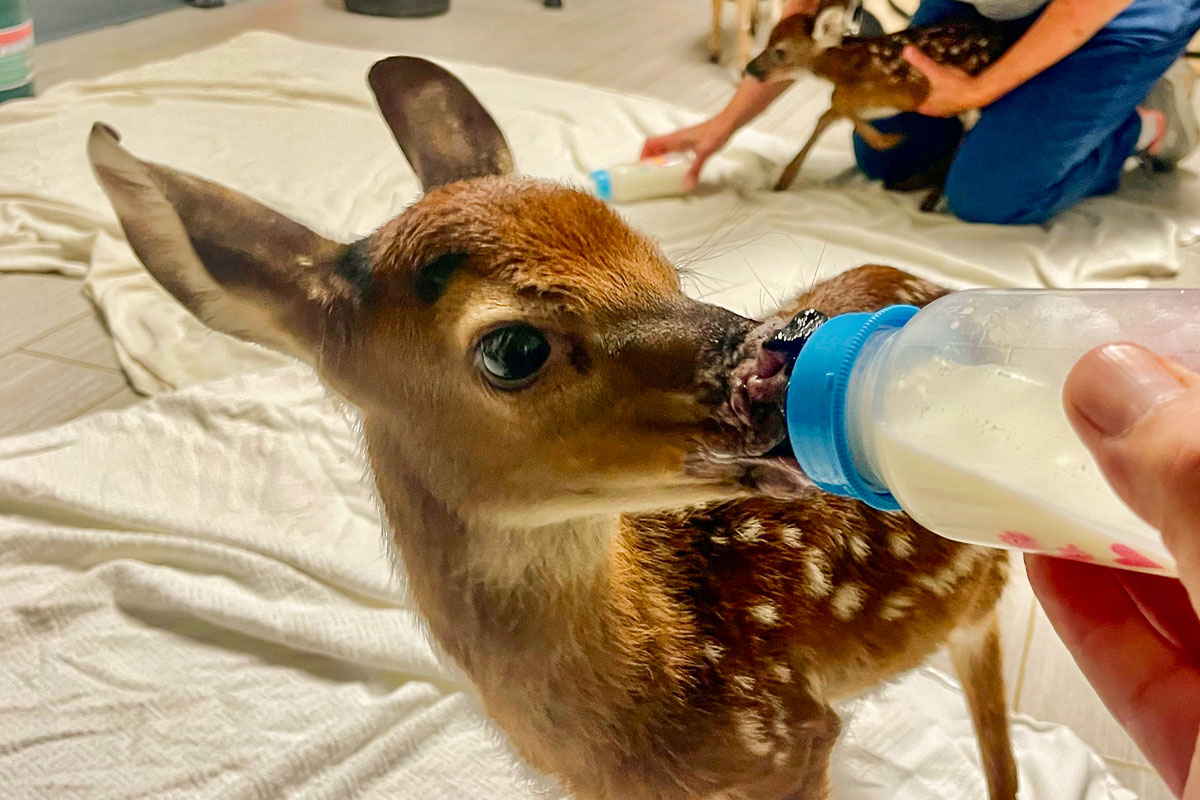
[919,185,944,212]
[710,0,724,63]
[949,611,1019,800]
[732,701,840,800]
[775,108,839,190]
[737,0,755,72]
[784,704,841,800]
[852,118,904,151]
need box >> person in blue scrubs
[643,0,1200,224]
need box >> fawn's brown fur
[746,7,1008,203]
[88,56,1017,800]
[712,0,786,71]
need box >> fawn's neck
[364,432,623,666]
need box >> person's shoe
[1139,59,1199,171]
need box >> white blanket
[0,30,1163,799]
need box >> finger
[902,45,940,78]
[1118,570,1200,653]
[641,137,672,159]
[917,100,945,118]
[1027,555,1200,795]
[684,151,708,190]
[1063,344,1200,583]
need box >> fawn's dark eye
[477,324,551,390]
[774,47,786,58]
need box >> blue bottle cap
[785,305,919,512]
[589,169,612,201]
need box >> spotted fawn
[88,55,1018,800]
[746,6,1008,205]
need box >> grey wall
[26,0,182,42]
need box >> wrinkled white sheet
[0,365,1132,799]
[1,32,1197,393]
[0,30,1163,799]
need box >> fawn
[712,0,786,71]
[745,6,1008,205]
[88,56,1018,800]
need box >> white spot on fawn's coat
[803,552,833,597]
[780,525,803,548]
[847,533,871,561]
[750,603,780,627]
[736,519,765,543]
[917,546,984,597]
[705,642,725,663]
[831,584,866,620]
[735,709,774,757]
[889,530,915,559]
[880,592,915,621]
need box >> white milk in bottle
[589,154,694,203]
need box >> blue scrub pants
[854,0,1200,223]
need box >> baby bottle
[782,289,1200,575]
[589,154,694,203]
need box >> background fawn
[88,55,1017,800]
[746,5,1008,204]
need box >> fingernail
[1068,344,1186,437]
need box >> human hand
[1028,343,1200,797]
[640,117,734,190]
[901,45,993,117]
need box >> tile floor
[5,1,1177,795]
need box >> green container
[0,0,33,102]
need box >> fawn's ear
[811,2,849,48]
[368,56,515,191]
[87,123,361,364]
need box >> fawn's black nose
[744,59,765,80]
[762,309,828,366]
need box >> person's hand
[1028,343,1200,798]
[640,116,734,190]
[901,45,994,117]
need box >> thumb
[641,136,670,160]
[1064,344,1200,575]
[902,45,938,78]
[684,151,707,190]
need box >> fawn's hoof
[919,189,944,213]
[709,52,720,64]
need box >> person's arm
[902,0,1138,116]
[640,79,793,188]
[641,0,816,188]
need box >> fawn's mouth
[707,309,828,498]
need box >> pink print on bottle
[999,531,1042,552]
[1057,544,1095,563]
[1110,543,1163,570]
